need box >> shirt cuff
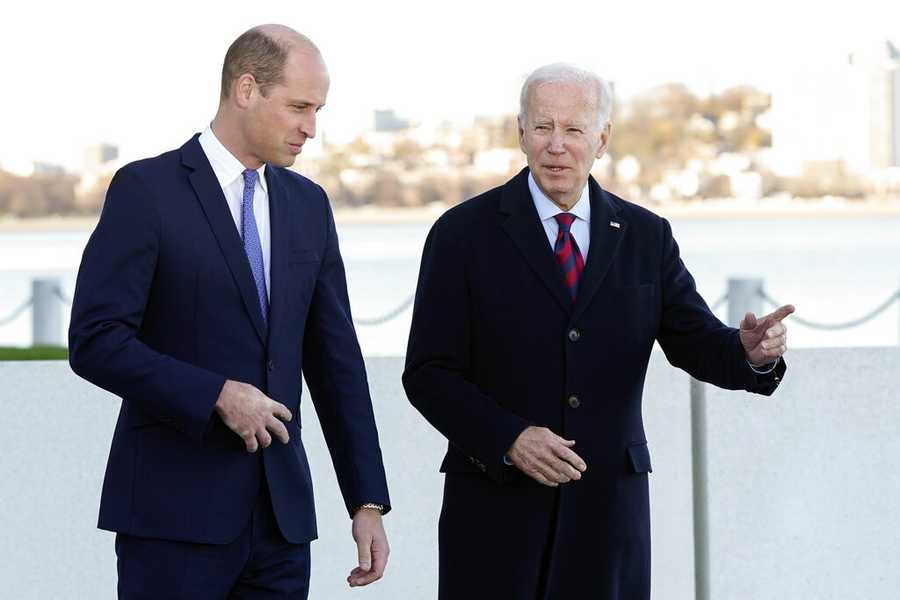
[747,356,780,374]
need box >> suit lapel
[571,177,627,322]
[265,167,289,353]
[181,135,268,345]
[499,169,572,314]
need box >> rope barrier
[759,288,900,331]
[53,286,72,307]
[3,283,899,332]
[0,297,34,327]
[354,293,415,327]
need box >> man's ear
[595,122,611,159]
[233,73,258,109]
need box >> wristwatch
[354,502,385,515]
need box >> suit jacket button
[267,359,275,372]
[568,329,581,342]
[567,394,580,409]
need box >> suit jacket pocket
[626,441,653,474]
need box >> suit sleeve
[68,166,226,442]
[655,218,785,394]
[403,217,531,483]
[302,190,391,517]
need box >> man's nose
[301,113,317,140]
[547,131,565,154]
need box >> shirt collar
[528,172,590,224]
[198,125,268,195]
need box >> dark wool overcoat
[403,168,784,600]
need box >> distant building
[30,162,66,176]
[374,109,410,133]
[77,143,122,201]
[769,39,900,176]
[83,143,119,171]
[0,159,66,177]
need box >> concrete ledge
[1,348,897,599]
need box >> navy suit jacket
[69,135,390,545]
[403,168,785,599]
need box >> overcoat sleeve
[655,218,785,394]
[403,217,531,483]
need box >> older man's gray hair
[519,63,613,128]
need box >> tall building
[851,41,900,168]
[768,39,900,176]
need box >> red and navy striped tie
[553,213,584,302]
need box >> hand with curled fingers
[739,304,795,367]
[506,426,587,487]
[347,507,389,587]
[213,379,293,452]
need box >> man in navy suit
[403,63,794,599]
[69,24,390,598]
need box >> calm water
[1,214,899,353]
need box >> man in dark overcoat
[403,63,793,599]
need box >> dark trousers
[116,477,310,599]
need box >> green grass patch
[0,346,68,361]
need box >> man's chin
[537,179,572,198]
[270,154,298,168]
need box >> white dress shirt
[198,125,271,299]
[528,172,591,263]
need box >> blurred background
[1,0,899,353]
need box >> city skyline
[2,0,898,171]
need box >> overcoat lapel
[571,177,627,322]
[499,169,572,314]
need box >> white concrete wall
[0,349,897,599]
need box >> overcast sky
[1,0,897,171]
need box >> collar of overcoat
[498,167,628,321]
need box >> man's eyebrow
[287,99,324,107]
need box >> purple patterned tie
[241,169,268,326]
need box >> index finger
[270,401,293,422]
[767,304,795,324]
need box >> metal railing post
[691,276,764,600]
[32,278,62,347]
[690,376,710,600]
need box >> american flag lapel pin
[609,221,621,229]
